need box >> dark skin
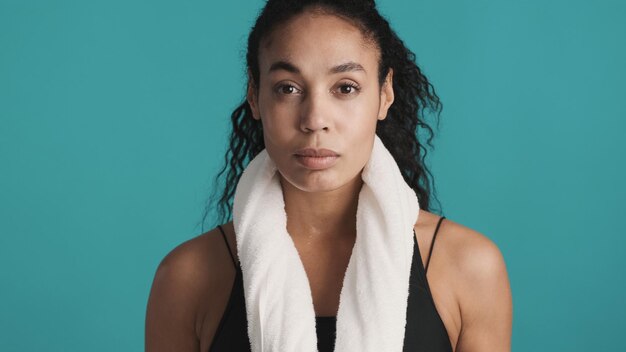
[146,10,512,352]
[145,212,512,351]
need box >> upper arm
[455,231,513,352]
[145,234,217,352]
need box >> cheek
[335,108,378,173]
[339,94,380,134]
[258,102,297,141]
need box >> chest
[296,239,355,317]
[300,234,462,349]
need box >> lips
[294,148,339,157]
[293,148,340,170]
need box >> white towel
[233,134,420,351]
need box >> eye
[335,82,361,96]
[275,83,301,95]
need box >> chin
[279,169,346,193]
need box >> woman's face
[247,10,394,193]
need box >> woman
[145,1,513,351]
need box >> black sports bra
[210,216,452,351]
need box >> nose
[299,90,330,133]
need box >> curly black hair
[200,0,443,231]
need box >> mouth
[294,155,339,170]
[293,147,339,157]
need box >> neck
[280,173,363,242]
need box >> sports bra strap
[217,225,237,270]
[424,216,446,275]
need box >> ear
[378,68,394,121]
[246,70,261,120]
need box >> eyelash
[336,82,361,95]
[274,82,361,96]
[276,84,301,95]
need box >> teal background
[1,0,624,350]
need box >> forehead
[259,11,380,74]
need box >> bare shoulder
[438,219,509,281]
[145,224,236,351]
[437,217,513,351]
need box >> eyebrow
[268,60,366,75]
[330,62,366,74]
